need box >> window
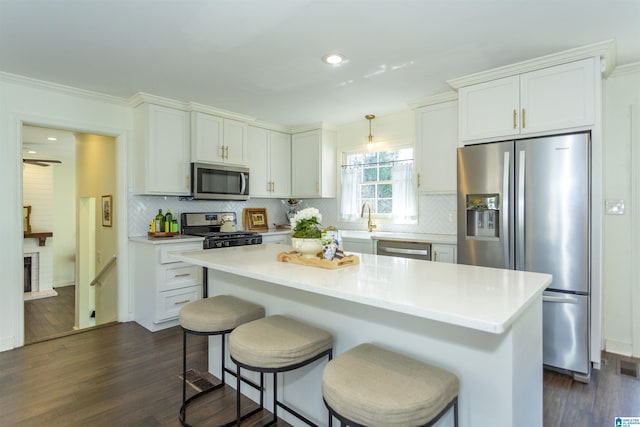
[340,147,417,223]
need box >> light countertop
[129,235,204,245]
[340,230,456,244]
[171,243,551,334]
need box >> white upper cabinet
[246,126,291,198]
[415,100,458,193]
[132,103,191,195]
[291,128,336,198]
[223,118,247,165]
[191,112,247,165]
[191,112,222,163]
[459,58,596,142]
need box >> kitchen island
[172,243,552,427]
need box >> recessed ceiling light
[47,137,57,141]
[322,53,345,65]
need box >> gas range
[181,212,262,249]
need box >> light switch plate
[605,199,625,215]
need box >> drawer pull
[174,273,191,278]
[174,299,191,305]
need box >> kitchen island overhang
[171,244,551,427]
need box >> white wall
[53,148,77,287]
[0,73,132,351]
[602,64,640,356]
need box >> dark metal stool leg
[236,362,242,425]
[182,329,187,423]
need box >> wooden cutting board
[277,251,359,269]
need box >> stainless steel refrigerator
[457,132,591,382]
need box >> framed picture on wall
[102,195,112,227]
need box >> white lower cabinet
[343,238,373,254]
[132,239,203,331]
[432,243,457,263]
[261,233,291,245]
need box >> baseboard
[605,339,633,356]
[0,335,14,353]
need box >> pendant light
[365,114,375,150]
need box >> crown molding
[188,102,255,122]
[290,122,338,134]
[248,120,292,134]
[447,39,617,89]
[408,91,458,109]
[0,71,128,106]
[127,92,189,110]
[609,62,640,78]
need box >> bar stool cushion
[179,295,265,333]
[322,343,459,426]
[229,315,333,369]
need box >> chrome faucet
[361,202,376,232]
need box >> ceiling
[1,0,639,128]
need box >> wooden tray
[277,251,359,269]
[148,231,179,238]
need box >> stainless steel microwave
[191,163,250,200]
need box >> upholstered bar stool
[229,314,333,426]
[322,343,459,427]
[179,295,265,427]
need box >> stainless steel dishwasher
[376,239,432,260]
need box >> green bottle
[164,209,173,233]
[154,209,163,233]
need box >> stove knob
[215,241,223,248]
[224,241,230,247]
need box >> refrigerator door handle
[543,293,579,304]
[502,151,510,269]
[517,150,526,269]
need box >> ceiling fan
[23,159,62,167]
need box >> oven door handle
[379,247,429,256]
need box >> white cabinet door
[191,113,247,165]
[261,233,291,245]
[520,58,595,134]
[459,76,519,141]
[247,126,270,197]
[269,131,291,197]
[292,130,321,197]
[459,58,596,143]
[191,111,223,163]
[246,127,291,198]
[415,101,458,193]
[135,104,191,195]
[291,129,336,198]
[343,238,373,254]
[432,243,456,263]
[223,118,247,165]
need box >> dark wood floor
[544,353,640,426]
[1,321,639,426]
[0,322,283,427]
[24,285,76,344]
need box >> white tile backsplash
[128,190,456,237]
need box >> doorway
[22,125,118,343]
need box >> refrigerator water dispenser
[465,194,500,239]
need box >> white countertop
[340,230,457,244]
[129,235,204,245]
[171,243,551,334]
